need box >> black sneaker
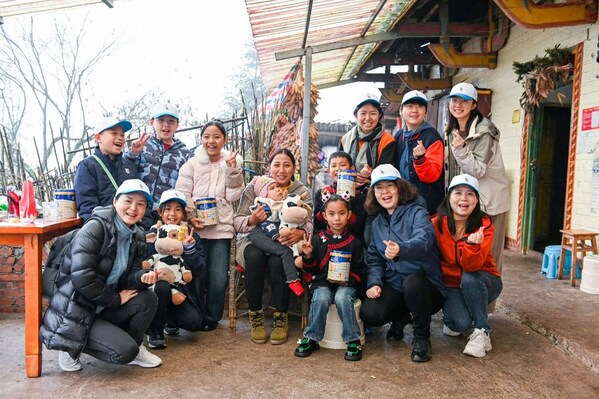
[411,337,432,362]
[294,338,320,358]
[164,326,180,336]
[147,330,166,349]
[344,340,362,361]
[386,313,412,341]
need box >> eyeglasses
[374,184,396,194]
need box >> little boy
[294,195,366,361]
[74,116,139,223]
[145,189,206,349]
[313,151,367,245]
[248,175,306,297]
[125,103,193,229]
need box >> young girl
[433,174,502,358]
[360,164,445,363]
[445,82,510,275]
[294,195,366,361]
[145,189,206,349]
[40,179,161,371]
[176,120,244,331]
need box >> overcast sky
[5,0,379,128]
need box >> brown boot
[270,312,288,345]
[248,310,268,344]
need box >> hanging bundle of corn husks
[269,62,320,186]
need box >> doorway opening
[526,99,571,252]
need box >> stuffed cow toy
[279,193,312,266]
[143,224,192,305]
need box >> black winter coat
[40,206,150,358]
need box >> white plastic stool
[320,299,365,349]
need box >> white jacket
[175,147,245,239]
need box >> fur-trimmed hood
[194,146,244,167]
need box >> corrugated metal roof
[245,0,416,90]
[0,0,115,19]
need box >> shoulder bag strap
[91,154,119,190]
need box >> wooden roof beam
[397,71,452,91]
[494,0,597,29]
[428,44,497,69]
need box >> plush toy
[279,193,312,266]
[143,224,192,305]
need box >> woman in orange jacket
[432,174,502,358]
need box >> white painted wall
[453,22,599,243]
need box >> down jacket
[40,206,151,359]
[367,199,446,297]
[74,147,139,223]
[175,146,245,239]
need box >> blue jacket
[367,199,446,297]
[125,136,192,210]
[74,148,139,223]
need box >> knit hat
[252,175,277,198]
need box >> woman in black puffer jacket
[40,180,162,372]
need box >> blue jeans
[202,238,231,324]
[443,271,503,332]
[304,286,361,343]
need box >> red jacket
[432,215,500,288]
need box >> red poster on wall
[581,106,599,131]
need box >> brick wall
[0,245,25,313]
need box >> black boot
[386,313,412,341]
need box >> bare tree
[0,15,118,175]
[220,40,266,118]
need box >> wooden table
[0,218,81,377]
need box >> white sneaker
[442,324,461,337]
[58,350,82,372]
[463,328,492,358]
[128,344,162,368]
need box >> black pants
[244,243,290,313]
[84,289,157,364]
[149,281,203,332]
[360,273,444,339]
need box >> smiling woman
[41,179,162,372]
[360,164,445,363]
[432,174,503,358]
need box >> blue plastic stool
[541,245,580,279]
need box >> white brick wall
[454,22,599,242]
